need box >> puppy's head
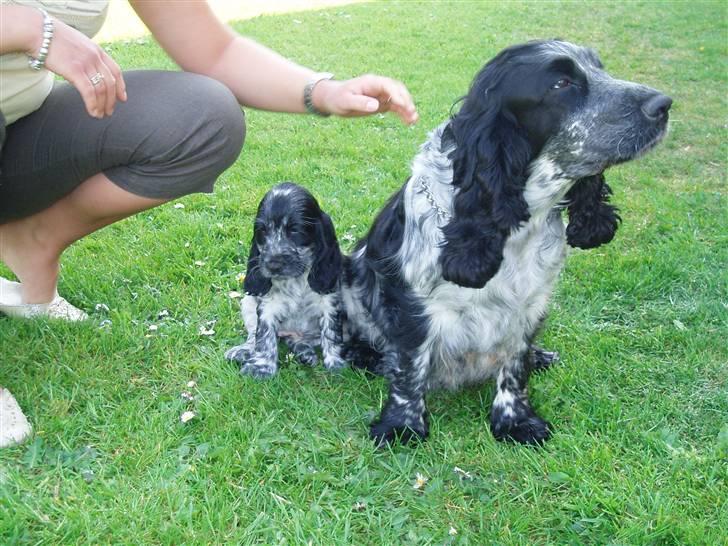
[243,182,342,296]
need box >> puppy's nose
[264,255,291,274]
[641,93,672,120]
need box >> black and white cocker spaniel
[226,182,346,378]
[342,40,671,446]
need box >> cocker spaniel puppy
[342,40,671,446]
[226,182,346,378]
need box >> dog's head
[440,39,671,287]
[243,182,342,296]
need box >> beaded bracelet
[303,73,334,117]
[27,8,54,71]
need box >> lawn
[1,1,726,544]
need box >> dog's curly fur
[341,40,671,446]
[226,182,346,378]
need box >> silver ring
[90,73,104,86]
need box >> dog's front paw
[240,358,278,379]
[369,418,429,447]
[490,411,551,445]
[369,404,429,447]
[225,344,253,363]
[323,354,347,372]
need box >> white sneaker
[0,277,88,321]
[0,387,32,448]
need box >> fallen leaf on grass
[199,321,216,336]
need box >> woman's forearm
[0,4,43,56]
[205,36,315,113]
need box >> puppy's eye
[552,78,572,89]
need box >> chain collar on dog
[416,174,452,222]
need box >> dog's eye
[552,78,572,89]
[254,226,267,242]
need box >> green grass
[1,1,726,544]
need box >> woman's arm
[130,0,417,124]
[0,4,126,119]
[0,4,42,55]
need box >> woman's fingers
[101,49,127,104]
[319,75,418,124]
[43,19,126,119]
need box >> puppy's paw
[225,344,253,363]
[240,359,278,379]
[291,343,318,367]
[323,355,347,372]
[490,412,551,445]
[528,347,560,373]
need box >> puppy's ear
[440,97,533,288]
[243,235,272,296]
[566,173,621,249]
[308,211,343,294]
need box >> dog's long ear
[308,211,343,294]
[439,67,533,288]
[243,234,272,296]
[439,213,507,288]
[565,173,621,249]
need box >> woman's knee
[109,71,246,198]
[188,73,246,167]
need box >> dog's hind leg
[490,353,551,445]
[528,345,560,373]
[320,293,347,371]
[370,349,430,446]
[286,340,318,367]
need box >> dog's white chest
[423,212,567,390]
[251,276,326,342]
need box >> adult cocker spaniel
[226,182,346,377]
[341,40,671,445]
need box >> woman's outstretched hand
[312,74,418,125]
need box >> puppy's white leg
[225,295,259,363]
[319,293,346,371]
[239,298,280,379]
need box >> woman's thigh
[0,70,245,223]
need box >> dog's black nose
[641,93,672,120]
[264,255,287,273]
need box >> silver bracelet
[27,8,54,71]
[303,72,334,117]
